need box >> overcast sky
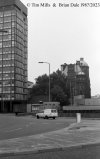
[21,0,100,96]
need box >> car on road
[36,109,58,119]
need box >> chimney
[80,58,84,61]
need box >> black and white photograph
[0,0,100,158]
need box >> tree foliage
[51,85,67,105]
[29,70,69,105]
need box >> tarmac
[0,118,100,157]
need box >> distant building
[27,81,34,102]
[61,58,91,100]
[92,94,100,99]
[0,0,28,112]
[27,81,34,88]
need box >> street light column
[38,62,51,102]
[48,63,50,102]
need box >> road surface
[0,114,74,140]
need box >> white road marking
[5,128,22,132]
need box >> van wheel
[45,116,48,119]
[53,117,55,119]
[37,115,39,119]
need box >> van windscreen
[51,109,57,113]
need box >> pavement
[0,118,100,157]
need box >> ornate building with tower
[61,58,91,103]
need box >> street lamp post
[38,62,51,102]
[70,81,73,106]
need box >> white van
[36,109,58,119]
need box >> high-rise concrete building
[0,0,28,112]
[61,58,91,100]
